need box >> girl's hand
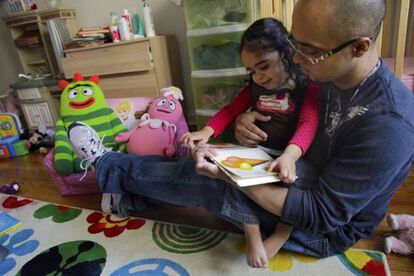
[268,153,297,184]
[181,126,214,149]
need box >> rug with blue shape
[0,194,390,275]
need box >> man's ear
[352,38,372,57]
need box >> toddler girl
[182,18,319,268]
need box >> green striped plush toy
[54,73,127,176]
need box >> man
[66,0,413,264]
[222,0,414,254]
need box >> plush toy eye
[168,101,176,111]
[157,98,167,106]
[82,87,93,96]
[68,89,78,99]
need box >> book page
[212,147,277,179]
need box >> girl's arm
[288,83,320,155]
[268,84,320,183]
[206,85,252,138]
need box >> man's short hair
[311,0,386,42]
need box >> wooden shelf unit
[61,36,183,98]
[2,8,77,77]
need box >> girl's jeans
[96,152,339,258]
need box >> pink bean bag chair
[44,112,189,196]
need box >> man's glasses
[286,35,361,65]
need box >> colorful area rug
[0,194,390,275]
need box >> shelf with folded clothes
[191,68,249,111]
[186,24,250,71]
[183,0,257,30]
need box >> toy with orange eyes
[115,86,184,157]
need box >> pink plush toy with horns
[384,213,414,255]
[115,86,184,157]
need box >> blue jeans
[96,152,339,258]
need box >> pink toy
[384,214,414,255]
[115,87,184,157]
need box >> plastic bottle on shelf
[132,9,145,38]
[109,12,120,43]
[142,0,156,37]
[118,17,131,41]
[122,9,133,35]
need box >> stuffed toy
[54,73,127,176]
[384,213,414,255]
[115,86,183,157]
[26,125,55,153]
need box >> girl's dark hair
[240,18,309,90]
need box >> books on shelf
[209,144,281,187]
[0,211,22,237]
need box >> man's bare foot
[244,224,268,268]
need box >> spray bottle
[119,17,131,41]
[122,9,133,35]
[142,0,155,37]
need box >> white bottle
[142,0,156,37]
[122,9,133,35]
[119,17,131,41]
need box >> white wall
[0,2,22,96]
[0,0,194,121]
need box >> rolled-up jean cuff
[220,200,261,225]
[95,151,111,177]
[95,152,124,193]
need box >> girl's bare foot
[263,223,293,260]
[263,235,285,260]
[244,224,268,268]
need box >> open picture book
[209,144,281,187]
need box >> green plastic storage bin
[192,68,248,110]
[187,24,248,70]
[184,0,256,29]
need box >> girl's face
[241,49,288,90]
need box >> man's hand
[192,145,225,180]
[234,111,270,146]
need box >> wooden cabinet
[16,86,60,131]
[22,102,55,127]
[2,8,77,76]
[61,36,182,98]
